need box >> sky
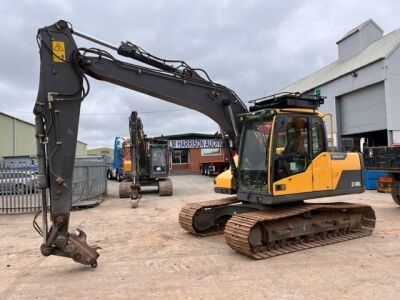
[1,0,400,149]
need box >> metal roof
[279,28,400,94]
[336,19,383,44]
[0,111,35,127]
[87,147,113,151]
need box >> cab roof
[249,93,324,112]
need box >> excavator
[118,111,173,207]
[33,20,375,267]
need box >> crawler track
[179,196,240,236]
[224,202,376,259]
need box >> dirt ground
[0,175,400,299]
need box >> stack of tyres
[377,176,393,193]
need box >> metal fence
[0,167,40,213]
[72,157,107,205]
[0,157,107,214]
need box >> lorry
[106,137,129,181]
[199,145,230,176]
[32,20,375,267]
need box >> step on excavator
[33,20,375,267]
[119,111,173,208]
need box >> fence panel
[72,157,108,205]
[0,157,107,214]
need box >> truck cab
[107,137,130,181]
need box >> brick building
[156,133,228,174]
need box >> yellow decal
[52,41,66,63]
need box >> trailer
[363,146,400,205]
[199,147,231,176]
[200,161,229,176]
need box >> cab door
[310,116,332,191]
[272,115,313,196]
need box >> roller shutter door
[339,82,386,135]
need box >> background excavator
[118,111,173,208]
[33,20,375,267]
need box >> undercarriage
[179,198,376,259]
[119,178,173,207]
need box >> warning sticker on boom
[52,41,65,63]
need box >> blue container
[364,170,388,190]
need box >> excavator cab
[215,94,365,206]
[237,109,326,201]
[149,143,169,178]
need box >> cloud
[1,0,400,149]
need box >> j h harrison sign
[168,139,223,149]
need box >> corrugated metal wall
[75,142,88,157]
[0,114,15,157]
[339,82,386,135]
[15,121,36,156]
[87,147,114,158]
[0,113,87,161]
[314,60,386,146]
[385,43,400,135]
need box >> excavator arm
[33,20,248,266]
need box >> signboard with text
[168,139,223,149]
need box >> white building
[0,112,87,164]
[280,19,400,150]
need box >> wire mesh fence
[72,157,108,205]
[0,157,107,214]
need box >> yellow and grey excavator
[33,20,375,267]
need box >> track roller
[158,178,173,196]
[119,182,131,198]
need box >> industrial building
[157,133,228,174]
[0,112,87,164]
[280,19,400,151]
[87,147,114,160]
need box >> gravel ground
[0,175,400,299]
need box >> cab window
[274,116,310,181]
[311,117,325,157]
